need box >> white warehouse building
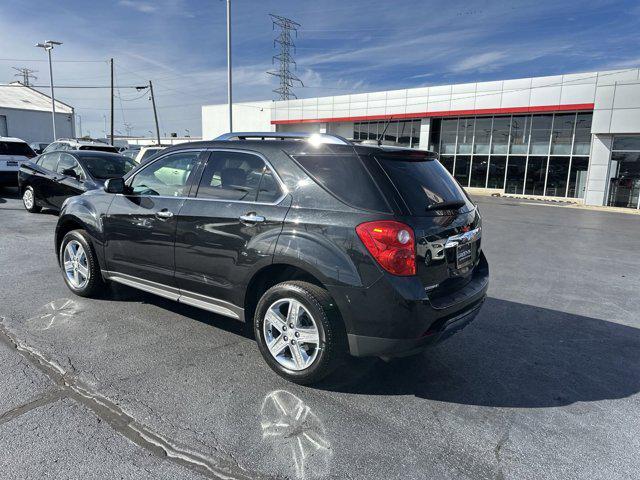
[0,82,75,144]
[202,68,640,210]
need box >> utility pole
[149,81,161,145]
[226,0,233,132]
[35,40,62,141]
[267,14,303,100]
[110,58,114,145]
[12,67,37,86]
[77,114,82,138]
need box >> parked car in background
[134,145,165,164]
[122,147,141,160]
[29,142,50,154]
[0,137,36,186]
[43,138,120,154]
[54,132,488,384]
[19,150,136,212]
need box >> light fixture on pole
[35,40,63,142]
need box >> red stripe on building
[271,103,595,125]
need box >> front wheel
[254,281,347,385]
[59,229,104,297]
[22,186,41,213]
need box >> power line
[0,58,105,63]
[267,14,304,100]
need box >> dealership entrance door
[608,136,640,209]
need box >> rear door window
[0,141,36,157]
[374,153,473,216]
[196,151,282,203]
[56,154,85,180]
[292,154,389,212]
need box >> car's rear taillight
[356,221,416,276]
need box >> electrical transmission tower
[267,14,303,100]
[12,67,37,86]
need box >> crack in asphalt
[0,319,266,480]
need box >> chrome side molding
[103,271,244,321]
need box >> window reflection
[505,156,526,194]
[474,117,492,154]
[470,156,488,187]
[491,117,510,154]
[487,156,507,188]
[529,115,553,155]
[546,157,570,197]
[551,113,575,155]
[524,156,547,195]
[454,155,471,186]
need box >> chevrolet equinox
[55,132,488,384]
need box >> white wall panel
[530,86,562,106]
[562,72,597,85]
[451,82,476,94]
[450,92,476,111]
[610,108,640,133]
[594,85,616,110]
[612,82,640,109]
[591,109,612,133]
[560,83,596,105]
[427,94,451,112]
[597,69,639,86]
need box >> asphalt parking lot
[0,186,638,480]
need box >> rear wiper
[425,200,466,211]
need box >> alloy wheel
[63,240,90,289]
[263,298,320,371]
[23,188,34,209]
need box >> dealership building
[202,68,640,210]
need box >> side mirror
[104,177,125,194]
[61,168,79,180]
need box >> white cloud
[118,1,156,13]
[450,52,507,73]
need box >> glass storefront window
[573,113,592,155]
[568,157,590,199]
[505,156,526,194]
[410,120,420,148]
[529,115,553,155]
[612,136,640,151]
[487,156,506,189]
[474,117,492,154]
[510,116,530,154]
[524,156,547,195]
[607,151,639,207]
[470,156,488,187]
[454,155,471,186]
[425,112,593,198]
[491,117,510,154]
[546,157,570,197]
[398,121,412,146]
[439,155,454,174]
[382,121,399,144]
[440,119,458,154]
[457,118,474,154]
[551,113,575,155]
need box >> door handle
[156,209,174,219]
[239,213,265,224]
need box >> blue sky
[1,0,639,138]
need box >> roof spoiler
[214,132,352,145]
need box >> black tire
[59,229,105,298]
[254,281,348,385]
[22,186,41,213]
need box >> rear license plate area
[456,242,474,269]
[6,161,18,166]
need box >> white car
[0,137,36,186]
[134,146,165,164]
[43,138,120,154]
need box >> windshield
[80,154,136,179]
[375,154,472,216]
[140,148,162,161]
[0,141,36,158]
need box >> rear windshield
[0,141,36,158]
[140,148,161,162]
[80,155,136,179]
[79,145,119,153]
[292,154,389,212]
[375,154,472,216]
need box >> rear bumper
[329,252,489,357]
[347,299,484,357]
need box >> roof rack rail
[214,132,352,145]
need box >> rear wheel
[59,229,104,297]
[22,186,41,213]
[254,281,347,385]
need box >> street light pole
[226,0,233,132]
[35,40,62,142]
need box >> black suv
[55,132,488,384]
